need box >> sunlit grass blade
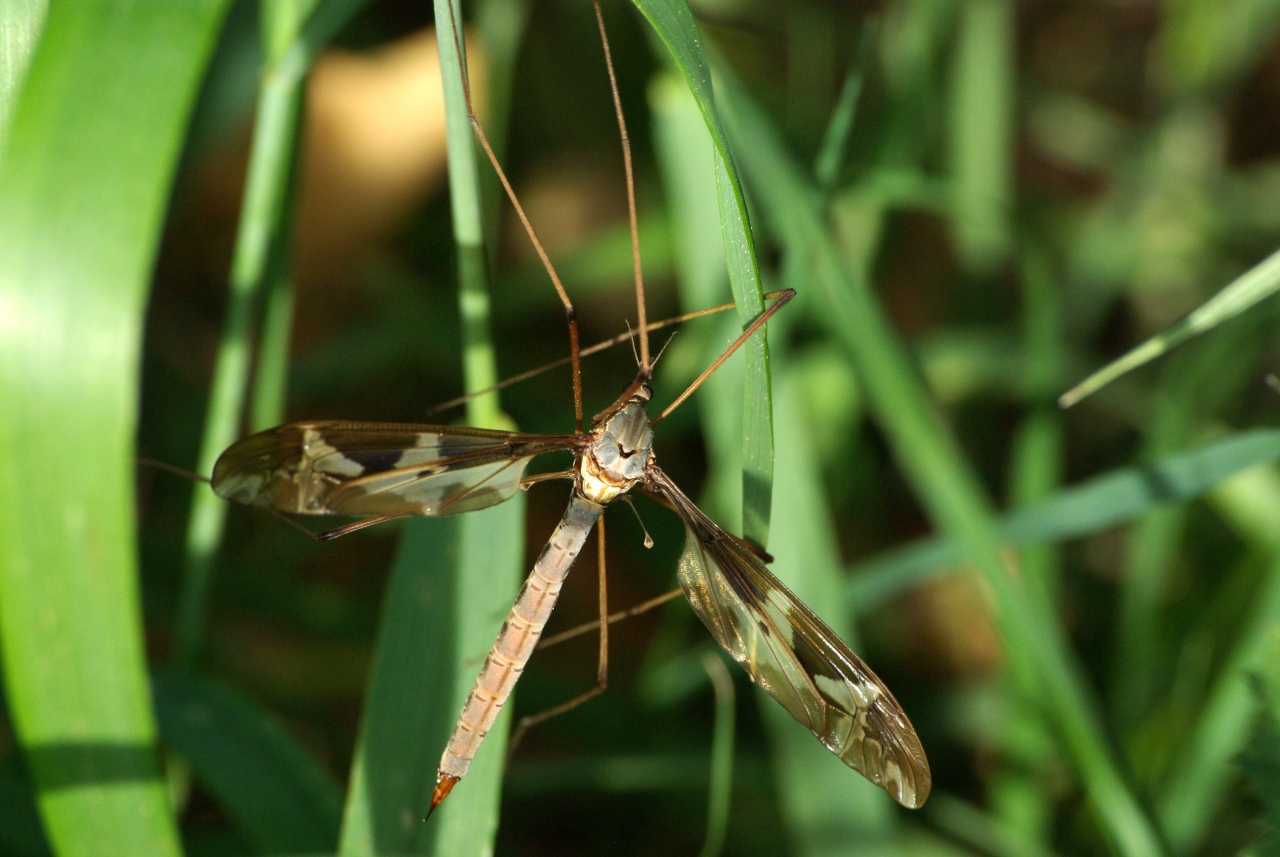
[176,0,366,666]
[649,71,744,517]
[337,2,525,853]
[1060,244,1280,407]
[0,1,47,146]
[0,3,230,855]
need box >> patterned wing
[212,421,579,518]
[648,469,930,808]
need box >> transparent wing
[212,421,579,517]
[647,469,931,808]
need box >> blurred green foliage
[9,0,1280,855]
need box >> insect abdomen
[437,493,605,782]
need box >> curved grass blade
[0,2,231,854]
[631,0,774,548]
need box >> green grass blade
[926,794,1059,857]
[175,0,367,666]
[438,0,501,430]
[849,428,1280,610]
[1008,244,1066,610]
[716,65,1165,857]
[1236,632,1280,857]
[0,0,46,148]
[337,3,524,853]
[177,0,368,666]
[0,3,230,855]
[433,3,524,850]
[153,668,342,853]
[176,68,304,665]
[1060,244,1280,407]
[812,20,875,195]
[767,376,898,848]
[993,242,1066,848]
[697,652,735,857]
[632,0,774,548]
[649,71,744,521]
[1156,0,1280,96]
[337,516,459,855]
[948,0,1014,271]
[277,0,370,79]
[1154,466,1280,850]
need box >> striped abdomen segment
[432,493,605,804]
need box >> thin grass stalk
[697,652,736,857]
[174,59,305,666]
[431,2,525,849]
[174,0,370,663]
[948,0,1013,272]
[334,3,523,852]
[985,242,1065,844]
[247,260,296,431]
[812,20,875,198]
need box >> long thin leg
[592,0,649,376]
[655,288,796,425]
[539,586,684,651]
[442,3,584,431]
[426,293,792,417]
[507,515,611,761]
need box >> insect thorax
[577,399,654,505]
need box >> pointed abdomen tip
[424,774,459,821]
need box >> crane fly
[211,0,929,819]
